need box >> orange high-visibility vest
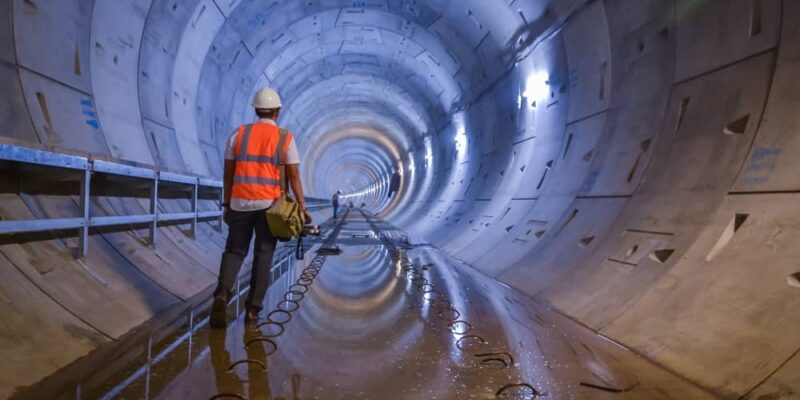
[231,123,293,200]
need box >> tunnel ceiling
[2,0,800,398]
[191,0,532,212]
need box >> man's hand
[303,209,313,224]
[223,207,231,226]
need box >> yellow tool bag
[266,129,304,241]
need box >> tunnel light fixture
[425,137,434,168]
[452,112,468,154]
[455,129,468,152]
[425,146,433,166]
[522,71,550,107]
[408,153,416,173]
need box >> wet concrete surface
[86,211,717,400]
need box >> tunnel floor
[82,211,716,400]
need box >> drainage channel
[208,208,350,400]
[359,210,544,399]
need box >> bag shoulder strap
[277,128,288,194]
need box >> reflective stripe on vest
[231,123,292,200]
[233,176,281,185]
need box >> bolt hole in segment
[788,272,800,288]
[578,235,595,247]
[649,248,675,264]
[723,114,750,135]
[706,213,749,261]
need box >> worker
[388,169,400,199]
[332,190,341,219]
[211,87,312,328]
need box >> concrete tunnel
[1,0,799,399]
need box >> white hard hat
[252,87,282,109]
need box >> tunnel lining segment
[1,0,799,398]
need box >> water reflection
[85,214,717,400]
[208,322,274,400]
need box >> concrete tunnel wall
[0,0,799,398]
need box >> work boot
[244,306,261,324]
[210,293,228,328]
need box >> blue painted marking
[746,164,762,172]
[751,147,781,162]
[746,162,776,173]
[580,169,600,191]
[739,177,768,186]
[81,110,97,118]
[80,98,93,107]
[248,11,265,25]
[85,119,100,129]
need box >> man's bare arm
[285,164,306,209]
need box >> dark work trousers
[215,208,277,311]
[332,202,339,218]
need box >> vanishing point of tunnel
[1,0,799,399]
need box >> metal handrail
[0,143,222,257]
[0,143,332,257]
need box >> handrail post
[78,168,91,258]
[149,178,158,247]
[190,180,198,238]
[217,188,224,231]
